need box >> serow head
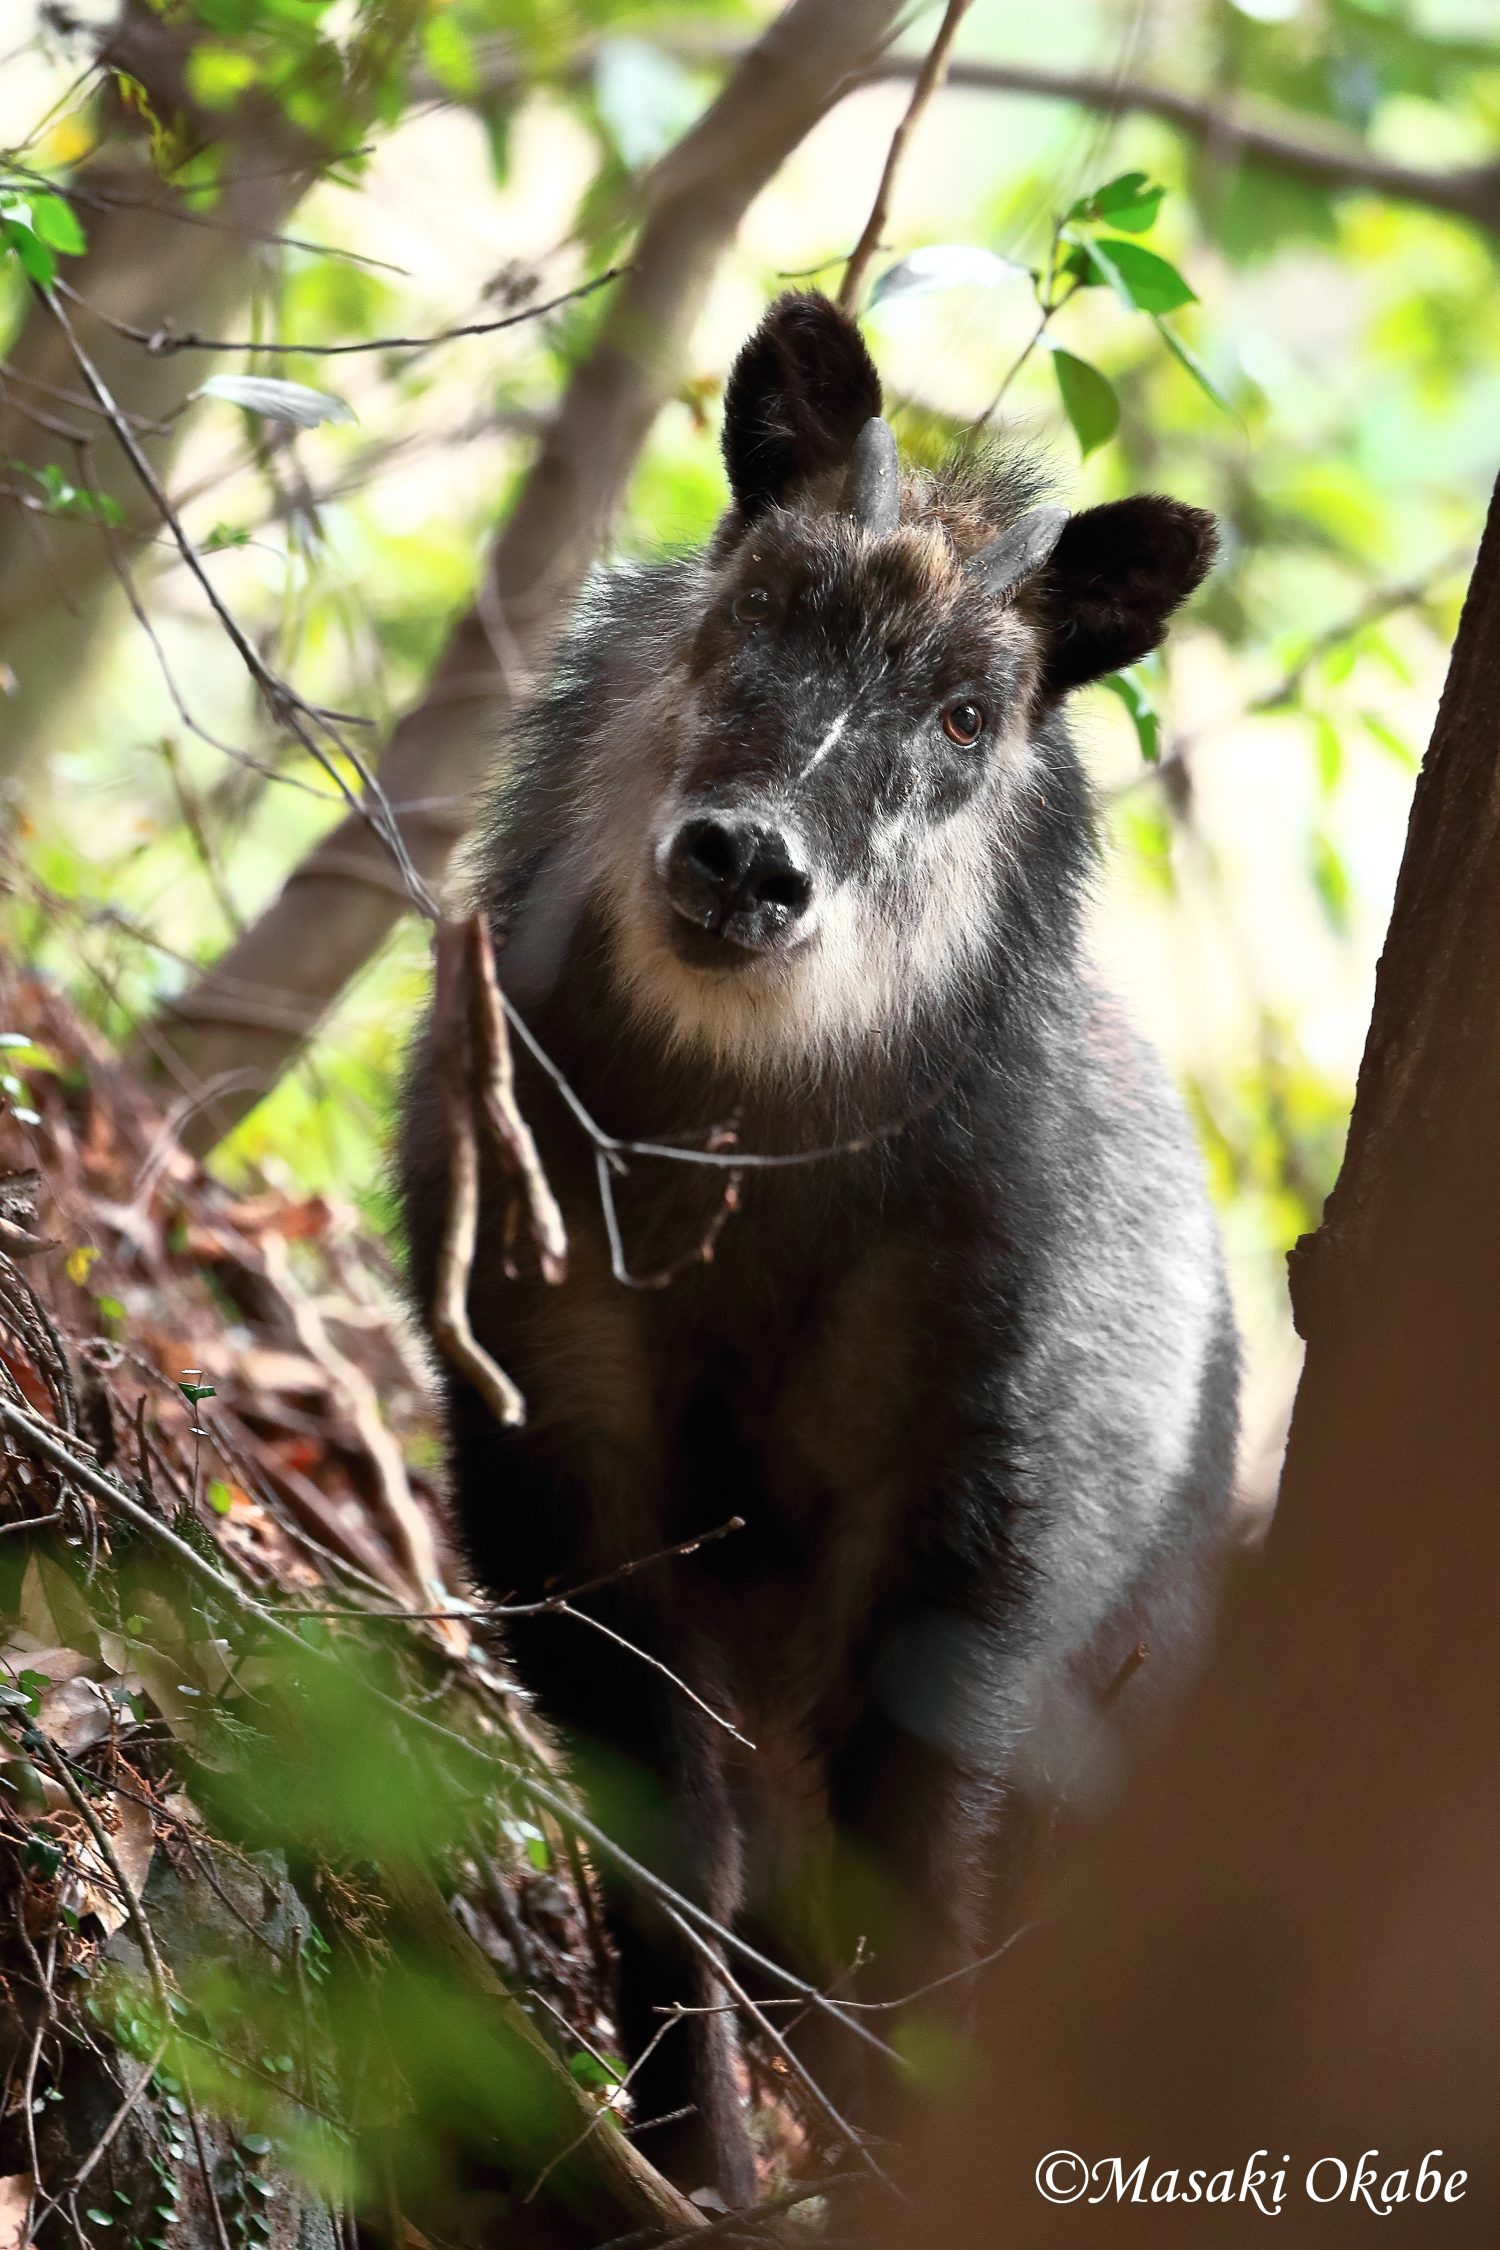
[630,291,1217,1063]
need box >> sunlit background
[4,0,1498,1509]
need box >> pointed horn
[846,417,900,535]
[969,505,1069,596]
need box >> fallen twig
[431,920,527,1428]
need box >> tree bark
[915,474,1500,2241]
[144,0,909,1153]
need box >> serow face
[654,514,1046,975]
[610,291,1215,1070]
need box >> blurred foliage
[0,0,1496,1462]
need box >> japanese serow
[399,292,1239,2206]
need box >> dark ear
[722,291,882,521]
[1039,496,1217,698]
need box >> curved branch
[925,55,1500,237]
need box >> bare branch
[0,1214,58,1260]
[925,54,1500,239]
[430,921,527,1430]
[838,0,976,314]
[64,264,627,358]
[466,915,568,1284]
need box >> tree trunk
[916,472,1500,2242]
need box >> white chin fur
[604,795,1001,1082]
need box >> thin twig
[32,285,440,918]
[555,1602,755,1751]
[838,0,977,314]
[28,1736,170,2015]
[465,915,567,1282]
[269,1513,747,1620]
[658,1900,895,2195]
[69,265,627,357]
[25,2036,170,2241]
[524,2006,687,2204]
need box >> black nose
[663,816,814,948]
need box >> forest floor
[0,960,669,2250]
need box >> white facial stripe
[794,705,850,785]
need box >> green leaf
[20,464,124,525]
[1101,667,1161,764]
[1152,316,1231,413]
[23,1834,64,1879]
[207,1480,233,1516]
[29,194,87,255]
[2,213,57,287]
[1309,830,1352,937]
[1313,713,1343,794]
[1362,712,1418,771]
[1083,237,1196,315]
[421,14,479,101]
[186,45,261,109]
[1049,348,1118,457]
[1067,171,1166,234]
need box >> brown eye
[733,586,770,624]
[941,700,986,747]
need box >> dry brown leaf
[0,1642,95,1686]
[33,1676,112,1753]
[216,1193,331,1241]
[68,1791,154,1936]
[0,2172,34,2250]
[98,1600,237,1767]
[17,1552,97,1652]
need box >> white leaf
[199,374,355,429]
[868,245,1031,310]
